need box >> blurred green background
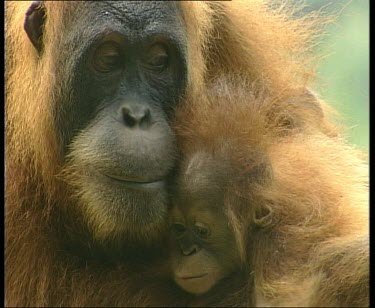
[305,0,369,150]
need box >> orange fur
[174,76,368,306]
[6,1,365,307]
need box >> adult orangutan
[6,1,367,307]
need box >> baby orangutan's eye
[171,223,186,237]
[194,222,210,239]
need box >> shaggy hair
[174,76,368,306]
[6,1,367,306]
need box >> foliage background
[305,0,369,150]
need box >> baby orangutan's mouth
[177,273,208,280]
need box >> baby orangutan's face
[169,203,240,295]
[169,153,241,294]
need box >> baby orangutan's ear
[253,204,273,228]
[268,87,324,135]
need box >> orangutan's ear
[24,1,46,53]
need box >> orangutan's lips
[177,273,208,280]
[104,174,165,190]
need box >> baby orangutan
[168,148,269,306]
[168,76,368,307]
[169,154,246,293]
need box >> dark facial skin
[169,153,241,295]
[25,1,188,242]
[56,1,187,144]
